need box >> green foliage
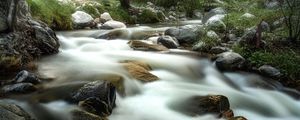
[233,44,300,80]
[26,0,75,30]
[78,2,104,18]
[137,8,160,23]
[193,32,221,52]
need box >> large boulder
[170,95,233,118]
[72,11,95,29]
[165,25,204,44]
[0,102,33,120]
[0,0,59,74]
[215,52,245,71]
[72,81,116,117]
[100,20,126,30]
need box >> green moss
[26,0,75,30]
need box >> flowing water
[5,22,300,120]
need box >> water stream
[8,22,300,120]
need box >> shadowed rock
[0,0,59,74]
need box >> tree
[278,0,300,42]
[119,0,130,9]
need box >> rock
[100,20,126,29]
[72,11,95,29]
[94,18,101,24]
[205,15,226,32]
[71,109,106,120]
[210,46,231,54]
[170,95,232,118]
[1,83,37,95]
[165,25,204,44]
[120,60,159,82]
[120,60,152,70]
[203,7,226,23]
[128,40,169,51]
[258,65,281,78]
[97,29,130,40]
[0,0,59,74]
[79,97,111,117]
[72,81,116,115]
[157,36,179,48]
[238,28,256,46]
[13,70,41,84]
[146,36,160,44]
[0,102,32,120]
[215,52,245,71]
[240,13,255,19]
[100,12,113,23]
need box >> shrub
[26,0,75,30]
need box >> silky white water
[35,27,300,120]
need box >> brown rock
[228,116,248,120]
[71,109,106,120]
[120,60,159,82]
[128,40,169,51]
[170,95,231,118]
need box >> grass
[26,0,75,30]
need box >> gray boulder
[215,52,245,71]
[203,7,226,23]
[165,25,204,44]
[258,65,281,78]
[0,102,32,120]
[157,36,179,48]
[72,11,95,29]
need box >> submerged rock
[120,60,159,82]
[13,70,41,84]
[128,40,168,51]
[72,81,116,116]
[100,20,126,29]
[0,102,33,120]
[215,52,245,71]
[258,65,281,78]
[171,95,232,118]
[1,83,37,95]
